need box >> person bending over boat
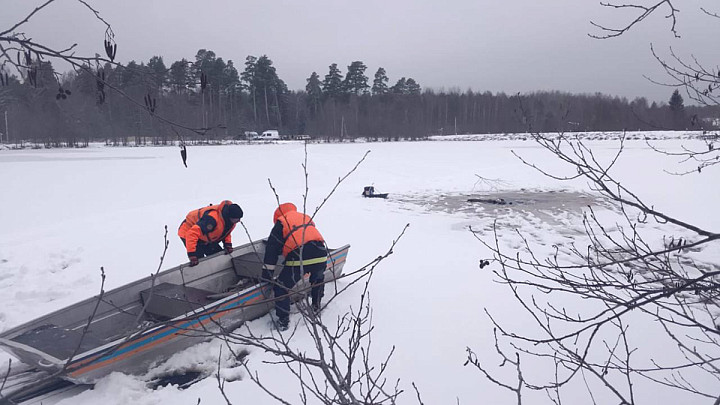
[178,200,243,266]
[262,202,327,331]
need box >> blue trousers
[273,261,325,322]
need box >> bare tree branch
[589,1,680,39]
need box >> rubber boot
[276,316,289,332]
[311,288,322,314]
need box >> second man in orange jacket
[262,202,328,331]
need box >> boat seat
[12,323,104,360]
[139,283,215,320]
[231,253,266,279]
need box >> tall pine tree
[391,77,407,94]
[253,55,287,128]
[406,78,421,95]
[372,67,389,96]
[306,71,323,116]
[241,56,258,123]
[169,59,190,93]
[343,61,369,95]
[322,63,344,100]
[147,56,167,92]
[669,89,685,130]
[669,89,684,112]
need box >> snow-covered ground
[0,137,717,404]
[427,129,718,142]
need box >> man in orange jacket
[262,202,327,331]
[178,200,243,266]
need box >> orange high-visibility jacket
[273,203,324,257]
[178,200,236,256]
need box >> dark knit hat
[227,204,244,219]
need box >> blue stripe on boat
[81,249,348,366]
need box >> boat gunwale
[0,239,267,341]
[69,245,349,363]
[63,247,349,379]
[0,244,350,379]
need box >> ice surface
[0,137,717,404]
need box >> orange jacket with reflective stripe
[274,203,324,257]
[178,200,236,255]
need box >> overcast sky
[3,0,720,103]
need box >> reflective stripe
[285,256,328,266]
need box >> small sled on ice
[0,239,350,400]
[361,186,388,199]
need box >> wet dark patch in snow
[396,189,610,226]
[462,190,602,212]
[147,370,204,390]
[145,348,248,390]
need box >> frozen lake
[0,138,717,404]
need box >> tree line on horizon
[0,50,715,146]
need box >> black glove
[261,264,276,280]
[189,255,199,267]
[224,243,233,254]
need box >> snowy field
[0,137,718,404]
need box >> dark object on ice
[467,197,512,205]
[362,186,389,199]
[180,144,187,168]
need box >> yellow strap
[284,256,328,267]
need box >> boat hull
[0,243,349,384]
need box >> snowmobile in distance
[362,186,388,199]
